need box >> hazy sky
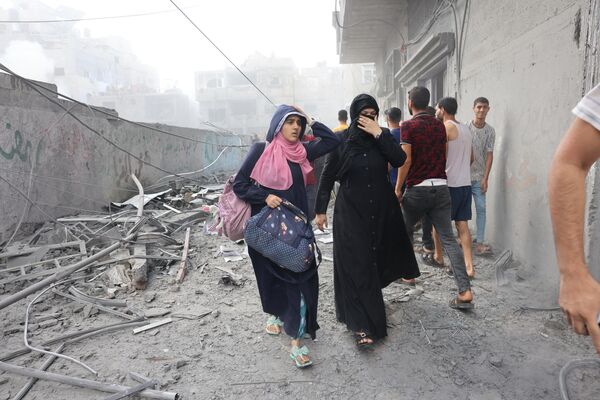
[18,0,342,93]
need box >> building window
[361,65,375,84]
[207,78,222,88]
[269,76,281,87]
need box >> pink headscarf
[250,132,313,190]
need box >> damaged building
[334,0,600,291]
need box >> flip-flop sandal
[422,253,446,268]
[449,297,474,310]
[290,345,313,368]
[265,316,283,335]
[398,278,416,287]
[355,332,375,350]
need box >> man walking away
[435,97,475,278]
[395,86,474,309]
[385,107,402,188]
[333,109,349,132]
[468,97,495,254]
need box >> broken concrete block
[131,244,148,290]
[489,355,503,367]
[82,305,99,319]
[37,319,58,329]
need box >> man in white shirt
[548,84,600,354]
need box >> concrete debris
[0,177,231,398]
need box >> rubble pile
[0,177,232,399]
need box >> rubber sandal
[290,346,313,368]
[475,244,492,255]
[422,253,446,268]
[449,297,474,310]
[398,278,416,287]
[355,332,375,349]
[265,316,283,336]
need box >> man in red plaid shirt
[395,86,474,310]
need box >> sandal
[449,297,474,310]
[398,278,416,287]
[422,253,446,268]
[290,345,313,368]
[265,315,283,336]
[355,331,375,349]
[475,244,492,255]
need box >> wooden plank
[132,318,173,334]
[175,228,191,284]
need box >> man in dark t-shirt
[395,86,474,310]
[385,107,402,187]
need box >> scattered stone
[211,310,220,318]
[176,360,189,369]
[144,308,171,318]
[145,293,157,303]
[72,304,85,314]
[3,327,23,335]
[38,318,58,329]
[82,305,99,319]
[489,355,503,367]
[195,289,204,295]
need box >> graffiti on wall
[1,122,32,163]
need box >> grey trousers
[402,185,471,293]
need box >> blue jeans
[471,181,486,243]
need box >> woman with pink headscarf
[233,105,340,368]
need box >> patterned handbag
[244,199,321,273]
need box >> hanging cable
[0,65,249,148]
[0,4,202,24]
[168,0,277,107]
[0,62,220,185]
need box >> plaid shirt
[400,113,447,187]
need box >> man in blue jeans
[395,86,474,309]
[468,97,496,254]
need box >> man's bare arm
[548,116,600,353]
[395,143,411,199]
[481,152,493,193]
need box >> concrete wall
[458,0,588,291]
[376,0,593,296]
[0,72,252,240]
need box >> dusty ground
[1,222,599,400]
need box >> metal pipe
[0,361,179,400]
[0,232,137,311]
[131,173,144,218]
[13,343,65,400]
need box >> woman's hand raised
[358,116,383,138]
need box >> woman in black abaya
[315,94,419,347]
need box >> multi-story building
[195,53,375,137]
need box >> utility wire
[168,0,277,108]
[0,66,249,148]
[0,166,139,193]
[0,5,201,24]
[0,62,216,185]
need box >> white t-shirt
[573,84,600,131]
